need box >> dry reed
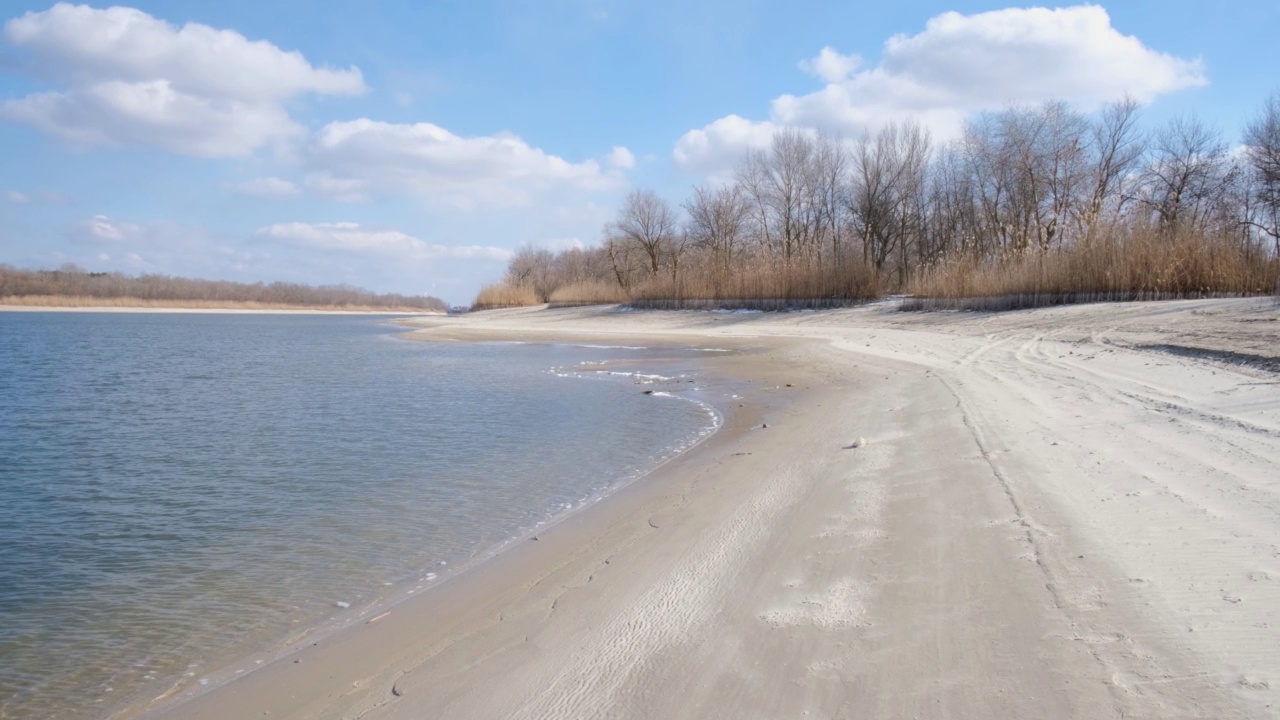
[470,283,541,310]
[905,229,1279,311]
[546,280,629,307]
[628,256,882,310]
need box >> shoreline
[134,299,1280,719]
[0,304,441,314]
[117,332,763,720]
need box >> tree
[683,183,749,274]
[1082,96,1146,240]
[505,246,556,301]
[1141,115,1232,235]
[1243,92,1280,252]
[608,189,678,276]
[850,120,930,276]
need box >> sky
[0,1,1276,305]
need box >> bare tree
[1082,96,1146,240]
[604,235,639,290]
[850,120,930,277]
[608,190,679,276]
[505,246,557,301]
[811,133,850,263]
[733,129,822,263]
[1141,115,1232,235]
[1243,92,1280,252]
[1036,101,1090,249]
[683,183,749,273]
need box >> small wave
[603,371,674,382]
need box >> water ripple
[0,314,716,718]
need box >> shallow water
[0,313,719,718]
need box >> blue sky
[0,1,1276,305]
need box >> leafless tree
[1081,97,1146,240]
[608,189,679,276]
[734,129,823,263]
[1243,92,1280,252]
[850,120,930,277]
[505,246,557,301]
[811,133,850,263]
[683,183,749,273]
[1141,115,1232,235]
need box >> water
[0,313,721,718]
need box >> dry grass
[0,295,439,312]
[547,280,629,307]
[628,256,883,310]
[905,230,1279,311]
[471,283,541,311]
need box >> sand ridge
[138,297,1280,719]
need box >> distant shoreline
[0,298,441,314]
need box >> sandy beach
[135,297,1280,719]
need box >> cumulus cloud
[223,176,300,200]
[798,47,861,83]
[672,114,780,176]
[1,3,364,156]
[675,5,1206,174]
[303,119,621,208]
[6,190,28,203]
[257,222,513,262]
[607,146,635,169]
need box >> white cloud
[223,176,300,200]
[1,3,364,156]
[798,47,861,84]
[675,5,1206,174]
[79,214,140,241]
[607,146,635,169]
[672,115,779,175]
[257,222,513,262]
[303,119,621,209]
[6,190,28,203]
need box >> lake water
[0,313,723,718]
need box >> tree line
[0,264,448,311]
[476,93,1280,310]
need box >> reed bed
[547,280,629,307]
[904,230,1279,312]
[470,283,542,310]
[628,257,882,311]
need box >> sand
[134,297,1280,719]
